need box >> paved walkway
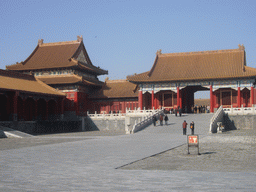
[0,113,256,191]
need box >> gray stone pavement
[0,113,256,191]
[120,130,256,172]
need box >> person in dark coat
[178,106,182,117]
[182,120,187,135]
[164,115,168,125]
[194,106,197,114]
[190,121,195,135]
[152,115,157,126]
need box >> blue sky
[0,0,256,98]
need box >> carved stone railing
[86,108,164,134]
[87,111,125,120]
[223,105,256,115]
[87,108,163,119]
[131,109,164,134]
[209,106,224,133]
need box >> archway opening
[182,86,210,113]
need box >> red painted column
[237,87,241,108]
[151,90,155,109]
[251,87,254,107]
[179,90,182,109]
[154,95,158,109]
[177,87,180,108]
[139,90,143,109]
[74,92,79,115]
[210,85,214,113]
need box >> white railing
[131,109,164,133]
[209,106,224,133]
[223,105,256,115]
[126,107,163,116]
[87,111,125,120]
[87,108,163,119]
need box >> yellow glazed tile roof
[6,39,108,75]
[0,70,65,96]
[37,74,104,87]
[90,79,138,98]
[128,46,256,83]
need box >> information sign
[187,135,200,155]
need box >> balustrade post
[231,105,233,114]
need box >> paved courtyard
[1,113,256,191]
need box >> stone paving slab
[1,113,256,191]
[120,131,256,172]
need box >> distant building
[89,79,138,113]
[6,36,137,117]
[6,37,256,117]
[0,69,65,121]
[127,45,256,112]
[7,36,108,118]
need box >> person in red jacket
[182,120,187,135]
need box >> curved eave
[76,63,108,75]
[129,75,256,84]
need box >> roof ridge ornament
[238,44,245,50]
[77,35,83,42]
[38,39,44,46]
[156,49,162,55]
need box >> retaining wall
[85,116,142,133]
[224,114,256,130]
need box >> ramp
[0,126,34,138]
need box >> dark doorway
[0,94,8,121]
[181,86,209,113]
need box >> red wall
[88,100,139,114]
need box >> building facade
[0,69,65,121]
[7,36,108,118]
[6,37,256,116]
[89,79,139,113]
[127,45,256,113]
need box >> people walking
[152,115,157,126]
[190,121,195,135]
[178,106,182,117]
[182,120,187,135]
[194,106,197,114]
[159,114,163,126]
[164,115,168,125]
